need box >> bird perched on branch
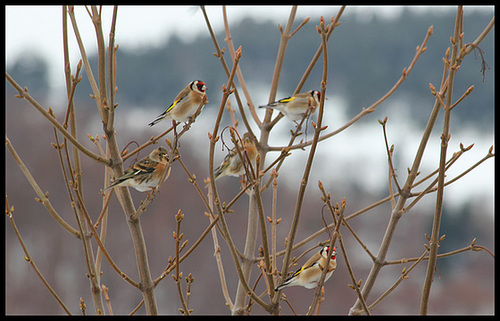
[105,147,170,192]
[259,90,321,122]
[214,132,258,181]
[148,80,207,126]
[275,246,337,291]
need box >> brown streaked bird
[214,133,258,180]
[105,147,170,192]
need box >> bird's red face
[312,90,321,103]
[195,80,206,93]
[323,246,337,260]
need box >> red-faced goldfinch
[148,80,207,126]
[259,90,321,122]
[214,133,258,180]
[105,147,170,192]
[275,246,337,291]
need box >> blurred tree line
[8,8,494,129]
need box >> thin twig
[370,249,429,311]
[281,16,330,313]
[420,7,463,314]
[6,137,80,237]
[270,170,279,287]
[106,6,118,133]
[221,5,260,131]
[71,188,104,314]
[5,197,72,315]
[122,125,175,161]
[76,188,140,288]
[5,73,111,166]
[380,117,402,201]
[336,212,370,315]
[102,285,114,315]
[173,211,190,315]
[295,7,345,94]
[67,6,100,110]
[207,185,234,310]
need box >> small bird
[105,147,170,192]
[259,90,321,122]
[275,246,337,291]
[214,133,258,180]
[148,80,207,126]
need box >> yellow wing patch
[278,96,296,103]
[292,265,306,277]
[166,99,180,113]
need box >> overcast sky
[6,6,492,93]
[5,6,395,60]
[5,6,392,70]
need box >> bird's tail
[274,268,300,291]
[104,170,136,190]
[103,179,120,191]
[148,111,167,127]
[274,279,291,291]
[213,164,224,180]
[258,103,277,109]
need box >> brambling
[148,80,207,126]
[275,246,337,291]
[259,90,321,122]
[105,147,170,192]
[214,133,258,180]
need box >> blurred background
[5,6,494,315]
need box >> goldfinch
[275,246,337,291]
[148,80,207,126]
[259,90,321,122]
[214,133,258,180]
[105,147,170,192]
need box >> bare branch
[6,137,80,237]
[5,73,112,166]
[5,197,72,315]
